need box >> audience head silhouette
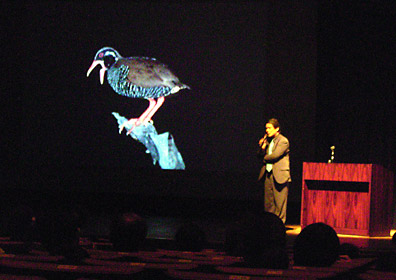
[36,206,87,260]
[110,212,148,252]
[7,204,37,243]
[339,242,360,259]
[175,222,207,252]
[225,211,288,268]
[293,222,340,267]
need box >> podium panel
[301,162,394,236]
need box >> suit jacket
[258,133,291,184]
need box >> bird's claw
[119,119,154,135]
[119,118,138,134]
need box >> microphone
[259,134,268,149]
[328,146,335,163]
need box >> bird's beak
[87,60,107,85]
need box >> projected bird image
[87,47,190,135]
[87,47,188,170]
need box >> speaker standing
[257,118,291,224]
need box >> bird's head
[87,47,121,84]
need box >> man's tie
[266,140,274,172]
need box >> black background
[3,2,396,207]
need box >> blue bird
[87,47,190,134]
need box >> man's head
[266,118,280,137]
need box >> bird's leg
[135,98,158,126]
[119,99,156,134]
[141,96,165,124]
[126,98,163,135]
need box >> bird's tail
[170,83,191,94]
[177,82,191,90]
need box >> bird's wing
[120,58,181,88]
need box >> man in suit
[258,118,291,224]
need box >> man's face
[266,123,279,137]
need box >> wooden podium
[301,162,394,236]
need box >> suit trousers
[264,171,288,224]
